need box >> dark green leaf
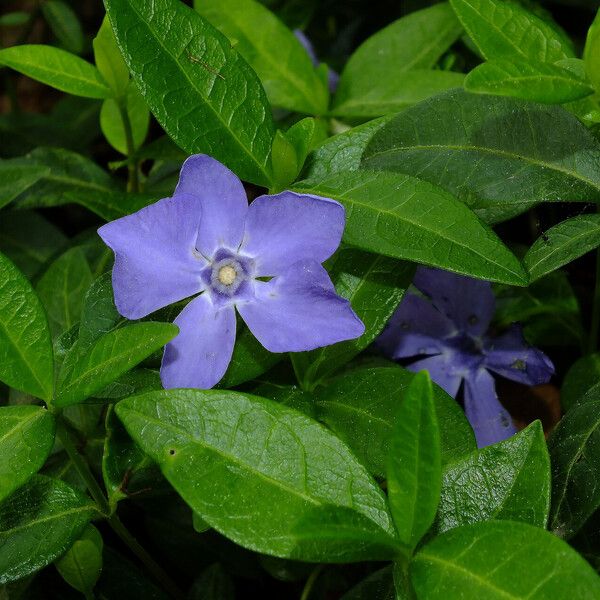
[0,475,96,584]
[0,252,53,401]
[293,170,527,285]
[189,563,235,600]
[292,250,414,388]
[0,406,55,503]
[250,381,315,418]
[0,12,29,27]
[561,354,600,412]
[549,391,600,538]
[584,8,600,92]
[0,161,50,210]
[195,0,328,115]
[362,89,600,224]
[116,389,401,562]
[0,45,110,98]
[436,421,550,533]
[105,0,275,186]
[340,565,396,600]
[412,520,600,599]
[524,214,600,282]
[41,1,84,55]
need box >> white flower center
[218,264,237,286]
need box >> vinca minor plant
[0,0,600,598]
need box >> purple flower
[378,267,554,448]
[294,29,339,93]
[98,154,364,389]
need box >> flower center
[218,264,237,286]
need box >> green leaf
[584,8,600,92]
[0,160,50,210]
[35,247,93,339]
[0,45,110,99]
[332,3,463,117]
[412,520,600,599]
[362,89,600,224]
[524,214,600,282]
[41,0,84,55]
[195,0,328,115]
[387,371,441,552]
[449,0,574,63]
[549,391,600,538]
[93,16,130,97]
[0,475,96,584]
[340,565,396,600]
[436,421,550,533]
[0,12,29,27]
[315,364,475,479]
[0,406,55,503]
[465,59,594,104]
[55,524,103,595]
[561,354,600,412]
[100,83,150,155]
[189,563,234,600]
[293,170,528,285]
[55,322,178,407]
[116,389,401,562]
[250,381,316,418]
[105,0,275,186]
[0,252,53,401]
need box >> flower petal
[175,154,248,257]
[414,267,495,336]
[240,192,344,277]
[407,354,462,398]
[98,194,206,319]
[484,324,554,385]
[161,294,236,389]
[463,368,517,448]
[237,260,364,352]
[377,293,457,359]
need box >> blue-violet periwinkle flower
[377,267,554,448]
[98,154,364,389]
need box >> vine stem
[117,101,140,193]
[299,564,324,600]
[55,416,185,600]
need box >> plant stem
[299,564,324,600]
[117,101,140,193]
[588,246,600,354]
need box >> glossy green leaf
[0,475,96,584]
[100,83,150,155]
[195,0,328,115]
[93,368,162,401]
[292,250,414,388]
[549,391,600,538]
[55,524,103,595]
[0,161,50,210]
[293,170,527,285]
[116,389,401,562]
[465,59,594,104]
[524,214,600,282]
[41,1,84,55]
[0,45,110,99]
[387,372,441,552]
[561,354,600,412]
[0,406,55,503]
[105,0,275,186]
[333,3,463,118]
[584,8,600,92]
[0,252,53,401]
[436,421,550,533]
[412,520,600,599]
[93,16,130,97]
[250,381,315,418]
[362,89,600,224]
[55,322,178,407]
[35,247,93,339]
[449,0,574,63]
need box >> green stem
[588,246,600,354]
[299,564,324,600]
[117,101,140,193]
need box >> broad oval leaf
[292,250,414,389]
[115,389,401,562]
[0,160,50,210]
[436,421,550,533]
[0,252,53,401]
[0,475,96,584]
[465,59,594,104]
[293,170,528,285]
[0,45,110,99]
[362,89,600,224]
[315,364,476,479]
[195,0,328,115]
[0,406,56,503]
[412,520,600,599]
[55,322,178,407]
[387,372,441,552]
[524,214,600,282]
[449,0,574,63]
[105,0,275,186]
[549,391,600,539]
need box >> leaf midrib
[0,410,44,447]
